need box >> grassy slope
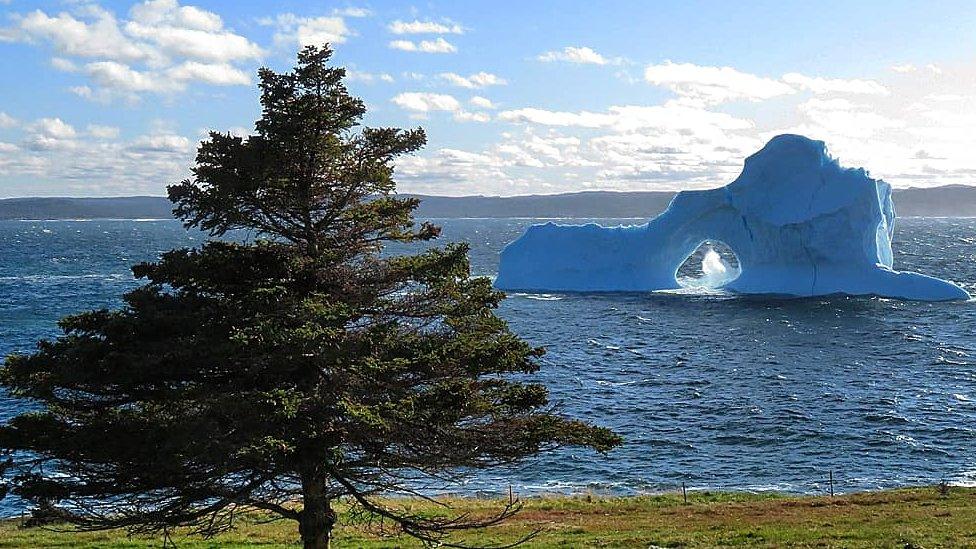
[1,487,974,548]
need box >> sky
[2,1,976,197]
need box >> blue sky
[2,0,976,197]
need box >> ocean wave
[655,285,733,296]
[0,273,130,282]
[513,293,564,301]
[15,218,170,222]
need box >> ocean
[2,217,976,511]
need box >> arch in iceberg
[675,239,740,289]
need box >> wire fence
[464,469,965,504]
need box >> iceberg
[494,134,970,301]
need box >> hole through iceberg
[676,239,741,289]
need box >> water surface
[2,217,975,507]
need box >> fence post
[509,484,514,505]
[829,471,834,498]
[682,481,687,504]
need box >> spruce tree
[0,45,620,549]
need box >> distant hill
[887,185,976,217]
[3,186,976,220]
[0,196,173,220]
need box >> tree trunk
[299,474,336,549]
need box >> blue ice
[494,135,969,301]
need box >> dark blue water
[2,218,976,508]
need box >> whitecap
[522,293,563,301]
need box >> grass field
[1,486,974,547]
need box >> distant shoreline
[8,216,976,222]
[4,186,976,219]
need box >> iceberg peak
[495,135,969,301]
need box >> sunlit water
[2,217,976,511]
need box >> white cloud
[84,61,179,92]
[397,128,643,195]
[0,112,206,194]
[333,7,371,18]
[130,0,222,32]
[129,133,192,153]
[454,111,491,123]
[123,22,263,62]
[32,118,78,139]
[397,99,762,193]
[167,61,250,86]
[588,131,756,185]
[791,97,903,139]
[388,40,414,51]
[123,3,263,63]
[891,64,917,73]
[388,19,463,34]
[0,112,17,129]
[69,86,94,99]
[644,61,795,105]
[498,103,752,133]
[438,72,506,88]
[925,93,965,102]
[270,14,352,47]
[498,107,610,128]
[782,73,888,95]
[346,70,394,84]
[499,132,591,168]
[391,92,461,112]
[16,8,152,62]
[396,148,516,194]
[537,46,610,65]
[389,37,457,53]
[87,124,121,139]
[8,1,262,102]
[25,117,79,150]
[469,96,495,109]
[3,135,195,193]
[51,57,79,72]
